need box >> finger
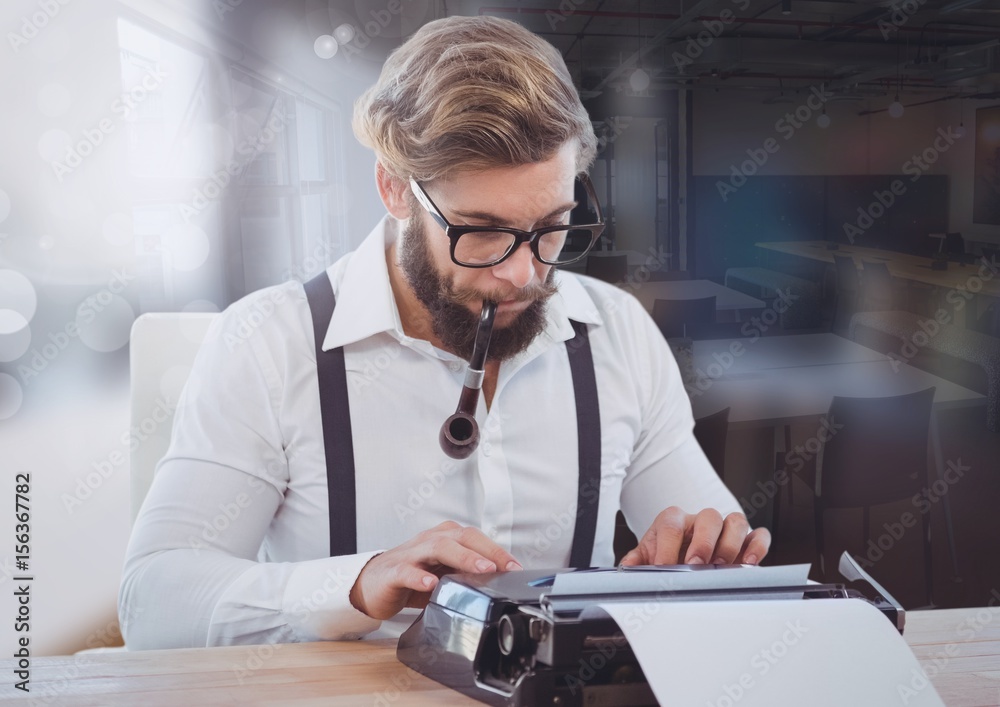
[394,563,440,593]
[448,525,523,571]
[710,513,751,564]
[417,535,500,574]
[682,508,724,565]
[737,527,772,565]
[650,507,690,565]
[619,547,645,566]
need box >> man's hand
[619,507,771,566]
[349,521,523,620]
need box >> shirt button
[449,362,462,373]
[487,526,498,539]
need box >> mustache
[447,276,558,306]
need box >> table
[630,279,765,315]
[2,607,997,705]
[756,240,1000,298]
[684,333,984,578]
[588,248,667,268]
[687,333,985,428]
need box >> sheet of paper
[598,599,945,707]
[550,563,811,595]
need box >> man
[119,15,769,649]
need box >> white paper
[598,599,945,707]
[551,563,811,596]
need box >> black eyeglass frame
[408,173,606,268]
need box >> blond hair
[353,15,597,183]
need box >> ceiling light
[941,0,983,13]
[630,68,651,92]
[314,35,338,59]
[817,110,831,128]
[334,24,355,44]
[782,0,792,14]
[888,95,904,118]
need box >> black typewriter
[397,552,904,706]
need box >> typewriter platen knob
[498,613,528,656]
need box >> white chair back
[128,313,216,526]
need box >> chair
[832,255,859,333]
[813,387,936,605]
[860,260,893,311]
[651,296,716,339]
[585,254,628,284]
[944,232,965,260]
[647,270,693,282]
[694,407,730,480]
[612,408,731,563]
[128,313,216,526]
[75,313,215,656]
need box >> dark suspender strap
[566,320,601,568]
[303,272,358,557]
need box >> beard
[398,211,557,362]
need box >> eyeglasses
[408,174,605,268]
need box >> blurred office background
[0,0,998,655]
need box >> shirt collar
[321,216,605,352]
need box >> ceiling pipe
[591,0,719,92]
[828,37,1000,92]
[477,6,1000,38]
[857,92,966,116]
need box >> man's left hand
[619,507,771,566]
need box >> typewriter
[397,552,904,707]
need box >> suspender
[565,320,601,568]
[303,271,601,567]
[303,273,358,557]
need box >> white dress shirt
[119,215,741,649]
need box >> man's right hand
[349,521,523,620]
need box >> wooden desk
[756,240,1000,298]
[2,608,997,705]
[631,279,765,315]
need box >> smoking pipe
[439,300,497,459]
